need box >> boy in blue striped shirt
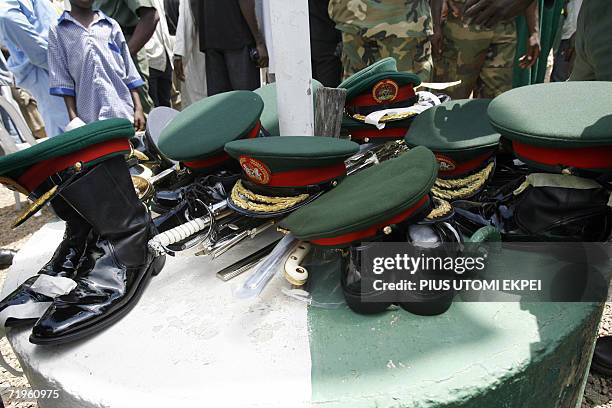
[48,0,146,129]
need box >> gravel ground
[0,184,610,407]
[583,302,612,408]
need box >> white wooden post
[267,0,314,136]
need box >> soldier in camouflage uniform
[432,0,517,99]
[432,0,540,99]
[328,0,434,82]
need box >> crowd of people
[0,0,582,141]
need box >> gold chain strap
[432,161,494,200]
[230,180,310,213]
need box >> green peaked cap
[254,80,323,137]
[282,146,438,246]
[159,90,263,163]
[488,81,612,173]
[225,136,359,176]
[406,99,500,173]
[0,118,133,180]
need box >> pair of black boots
[341,222,458,317]
[0,157,165,345]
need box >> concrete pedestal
[1,223,601,407]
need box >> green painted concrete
[307,257,602,407]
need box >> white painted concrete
[266,0,314,136]
[2,222,312,408]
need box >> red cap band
[348,84,416,110]
[513,141,612,171]
[311,195,430,246]
[240,156,347,188]
[17,138,131,192]
[184,121,261,170]
[436,151,494,177]
[266,163,347,187]
[184,153,231,170]
[351,127,407,141]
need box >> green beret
[488,82,612,174]
[282,146,438,246]
[158,91,263,170]
[254,80,322,137]
[0,118,133,192]
[407,99,500,176]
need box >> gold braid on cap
[351,111,418,123]
[426,197,453,220]
[230,180,310,213]
[432,161,495,201]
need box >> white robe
[174,0,207,107]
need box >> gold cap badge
[239,157,271,185]
[372,80,399,104]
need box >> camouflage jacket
[328,0,433,38]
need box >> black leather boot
[30,156,165,345]
[0,197,91,327]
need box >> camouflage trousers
[341,32,433,82]
[434,15,516,99]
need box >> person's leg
[148,68,162,107]
[132,48,155,114]
[225,46,260,91]
[434,16,492,100]
[340,32,381,80]
[380,36,433,82]
[205,48,233,96]
[157,59,174,107]
[568,3,594,82]
[477,20,516,99]
[170,69,182,110]
[550,39,573,82]
[149,60,173,107]
[570,1,612,81]
[311,39,343,88]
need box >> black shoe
[398,289,455,316]
[0,248,16,269]
[341,244,394,315]
[30,156,165,345]
[0,197,91,327]
[591,336,612,376]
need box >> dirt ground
[0,184,611,407]
[0,187,51,408]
